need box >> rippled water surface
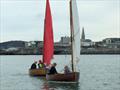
[0,55,120,90]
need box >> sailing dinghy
[29,68,47,76]
[46,0,80,82]
[29,0,54,76]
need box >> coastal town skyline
[1,0,120,42]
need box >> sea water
[0,55,120,90]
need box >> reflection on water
[42,81,79,90]
[29,76,80,90]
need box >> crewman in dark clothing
[30,61,37,69]
[48,63,57,74]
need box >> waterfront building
[102,38,120,48]
[25,41,36,48]
[60,36,70,44]
[81,39,93,47]
[81,27,93,47]
[103,38,120,44]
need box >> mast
[70,0,74,72]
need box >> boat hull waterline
[46,72,79,82]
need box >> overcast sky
[0,0,120,42]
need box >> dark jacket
[30,63,36,69]
[48,66,57,74]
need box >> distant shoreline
[0,40,120,55]
[0,53,120,55]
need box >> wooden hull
[46,72,79,82]
[29,68,47,76]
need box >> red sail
[43,0,54,65]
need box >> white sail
[71,0,80,71]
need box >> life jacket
[38,63,44,68]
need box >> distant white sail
[71,0,80,71]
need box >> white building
[81,27,93,47]
[81,39,93,47]
[102,38,120,48]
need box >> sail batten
[43,0,54,65]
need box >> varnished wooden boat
[44,0,80,83]
[46,72,79,82]
[29,68,47,76]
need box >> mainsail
[43,0,54,65]
[70,0,80,72]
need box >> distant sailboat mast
[43,0,54,65]
[70,0,80,72]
